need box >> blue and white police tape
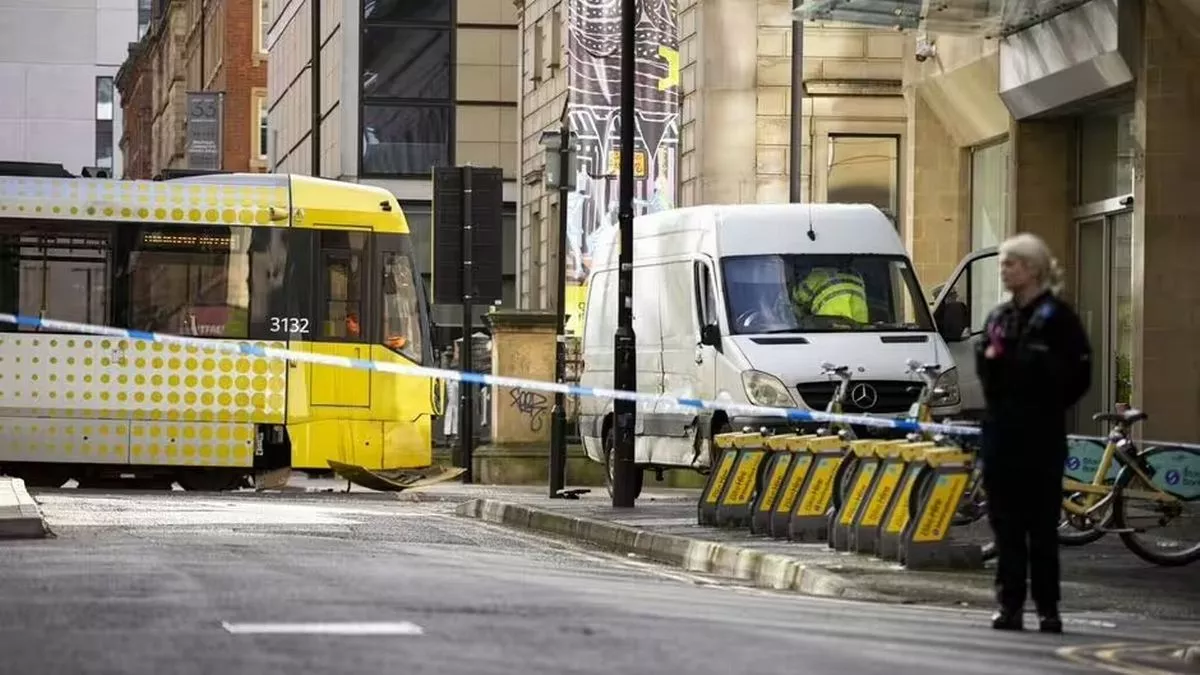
[0,312,981,438]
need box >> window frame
[812,120,906,232]
[122,224,255,340]
[255,0,270,55]
[251,87,268,169]
[375,232,432,365]
[0,221,114,332]
[358,0,456,179]
[313,229,373,344]
[718,252,936,335]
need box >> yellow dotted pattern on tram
[0,336,288,467]
[0,175,290,227]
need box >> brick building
[115,0,269,179]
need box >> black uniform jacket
[974,290,1093,463]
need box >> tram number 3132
[269,317,311,334]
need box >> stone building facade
[115,0,269,179]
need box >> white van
[577,203,968,496]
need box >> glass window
[319,232,366,341]
[382,251,423,359]
[970,140,1008,250]
[95,120,114,169]
[0,228,109,331]
[1077,108,1135,204]
[694,261,718,328]
[362,27,451,99]
[259,0,270,52]
[363,0,451,22]
[936,253,1002,340]
[96,76,114,121]
[258,97,268,158]
[826,135,900,225]
[127,227,251,338]
[720,254,933,335]
[138,0,151,38]
[361,105,451,175]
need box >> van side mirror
[700,323,721,348]
[935,299,969,342]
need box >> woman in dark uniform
[976,233,1093,634]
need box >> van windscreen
[720,254,935,335]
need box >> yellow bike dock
[699,431,986,571]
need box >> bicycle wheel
[1111,447,1200,566]
[950,469,987,526]
[1057,491,1109,546]
[830,452,860,512]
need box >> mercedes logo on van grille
[849,383,879,410]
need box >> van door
[931,247,1001,416]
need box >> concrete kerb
[0,477,51,539]
[456,498,897,601]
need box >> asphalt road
[0,490,1195,675]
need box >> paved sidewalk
[0,477,50,539]
[452,486,1200,622]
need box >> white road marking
[221,621,425,636]
[38,495,432,527]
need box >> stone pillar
[1132,1,1200,441]
[488,310,558,445]
[1010,118,1074,294]
[907,92,970,290]
[473,310,607,485]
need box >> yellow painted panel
[309,343,371,408]
[0,417,128,464]
[0,334,286,424]
[128,422,254,467]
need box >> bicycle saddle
[1092,409,1149,425]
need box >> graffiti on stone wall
[509,388,550,433]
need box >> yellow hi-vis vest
[792,269,870,323]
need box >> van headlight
[741,370,797,409]
[931,367,961,407]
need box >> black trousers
[981,452,1064,614]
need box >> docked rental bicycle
[1054,408,1199,566]
[897,359,990,527]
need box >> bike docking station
[849,440,914,555]
[785,435,847,542]
[876,441,937,561]
[701,431,770,529]
[750,433,817,535]
[898,446,985,570]
[829,439,905,552]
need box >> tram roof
[0,172,409,234]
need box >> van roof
[633,203,906,257]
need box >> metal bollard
[786,435,846,542]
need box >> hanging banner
[565,0,681,335]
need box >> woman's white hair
[999,232,1064,295]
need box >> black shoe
[1038,614,1063,634]
[991,610,1024,631]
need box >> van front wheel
[604,426,644,500]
